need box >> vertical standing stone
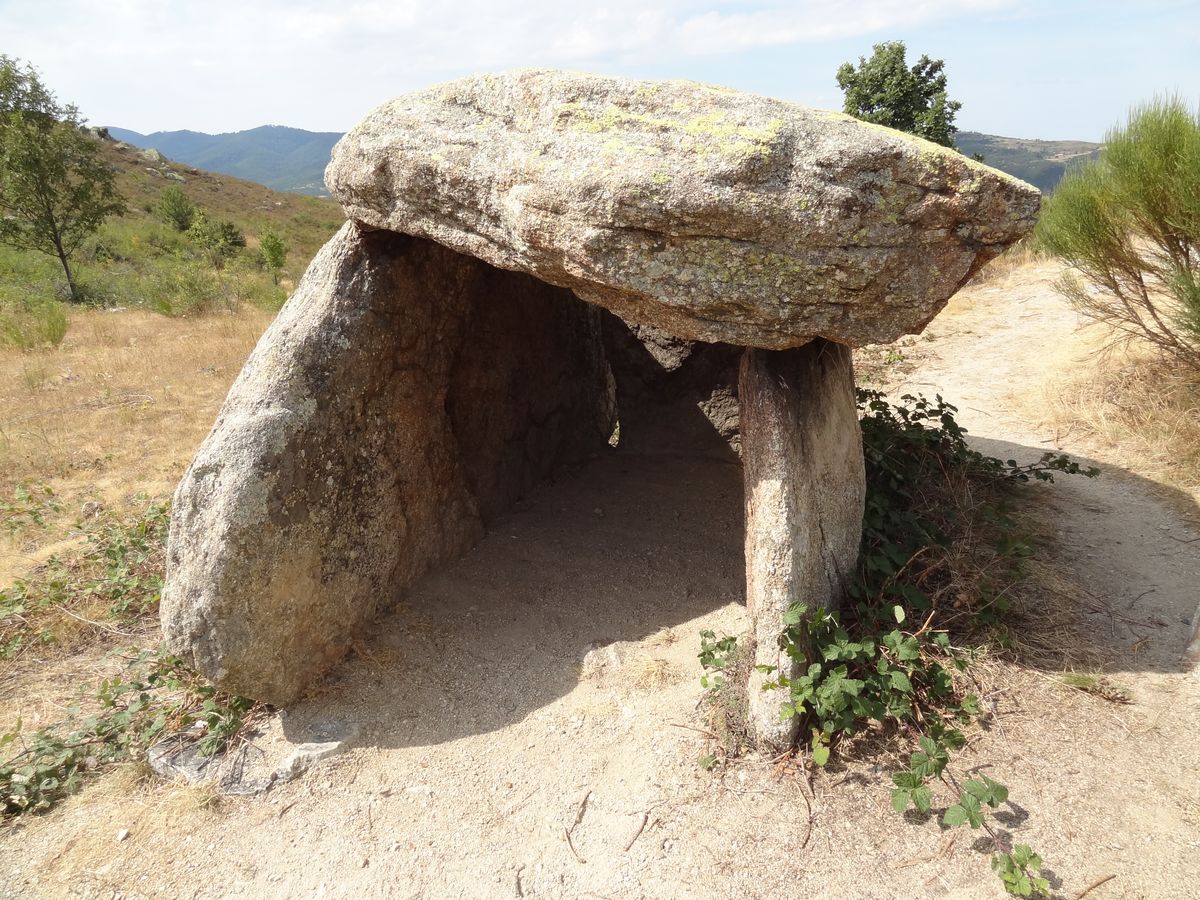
[740,340,866,748]
[161,224,614,703]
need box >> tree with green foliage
[1036,96,1200,370]
[156,185,196,232]
[0,57,126,302]
[258,226,288,284]
[836,41,962,147]
[187,211,245,269]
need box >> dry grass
[0,306,271,584]
[967,240,1045,287]
[628,656,673,690]
[1033,346,1200,495]
[33,760,228,893]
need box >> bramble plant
[1,647,256,816]
[699,390,1092,897]
[0,482,59,534]
[1,501,168,659]
[698,630,738,690]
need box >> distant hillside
[105,125,341,196]
[0,131,345,336]
[99,137,344,260]
[955,132,1102,193]
[104,122,1101,198]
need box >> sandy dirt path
[2,263,1199,900]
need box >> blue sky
[2,0,1197,140]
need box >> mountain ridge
[105,124,1102,197]
[105,124,341,196]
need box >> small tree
[156,185,196,232]
[259,227,288,284]
[187,211,245,270]
[0,57,126,302]
[836,41,962,148]
[1036,96,1200,369]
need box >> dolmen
[161,70,1038,746]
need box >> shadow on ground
[280,396,745,751]
[277,424,1199,753]
[972,435,1200,678]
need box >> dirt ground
[2,261,1199,899]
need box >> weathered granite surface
[161,223,613,702]
[327,69,1039,349]
[740,341,866,748]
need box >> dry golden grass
[628,656,673,690]
[967,239,1045,287]
[0,306,271,584]
[1035,346,1200,495]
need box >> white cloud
[0,0,1017,131]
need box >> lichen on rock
[326,69,1039,349]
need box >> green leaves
[943,793,983,828]
[1037,95,1200,368]
[2,647,258,818]
[909,737,948,778]
[0,57,127,300]
[942,776,1009,829]
[698,631,738,690]
[889,771,933,813]
[992,845,1050,897]
[836,40,962,147]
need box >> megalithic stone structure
[161,70,1038,746]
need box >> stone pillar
[161,224,614,704]
[739,340,866,748]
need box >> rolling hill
[105,125,341,196]
[955,132,1102,192]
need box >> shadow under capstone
[279,414,745,751]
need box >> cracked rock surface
[327,69,1039,349]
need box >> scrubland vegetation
[1034,96,1200,492]
[0,138,341,349]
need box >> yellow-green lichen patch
[600,137,663,156]
[555,102,785,161]
[651,237,817,293]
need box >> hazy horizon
[4,0,1197,142]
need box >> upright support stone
[161,223,613,703]
[740,340,866,748]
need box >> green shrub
[258,226,288,284]
[186,212,245,270]
[155,185,196,232]
[145,262,223,316]
[1036,96,1200,368]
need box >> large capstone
[327,69,1039,349]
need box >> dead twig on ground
[1073,873,1117,899]
[668,722,719,739]
[564,827,585,864]
[623,812,648,852]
